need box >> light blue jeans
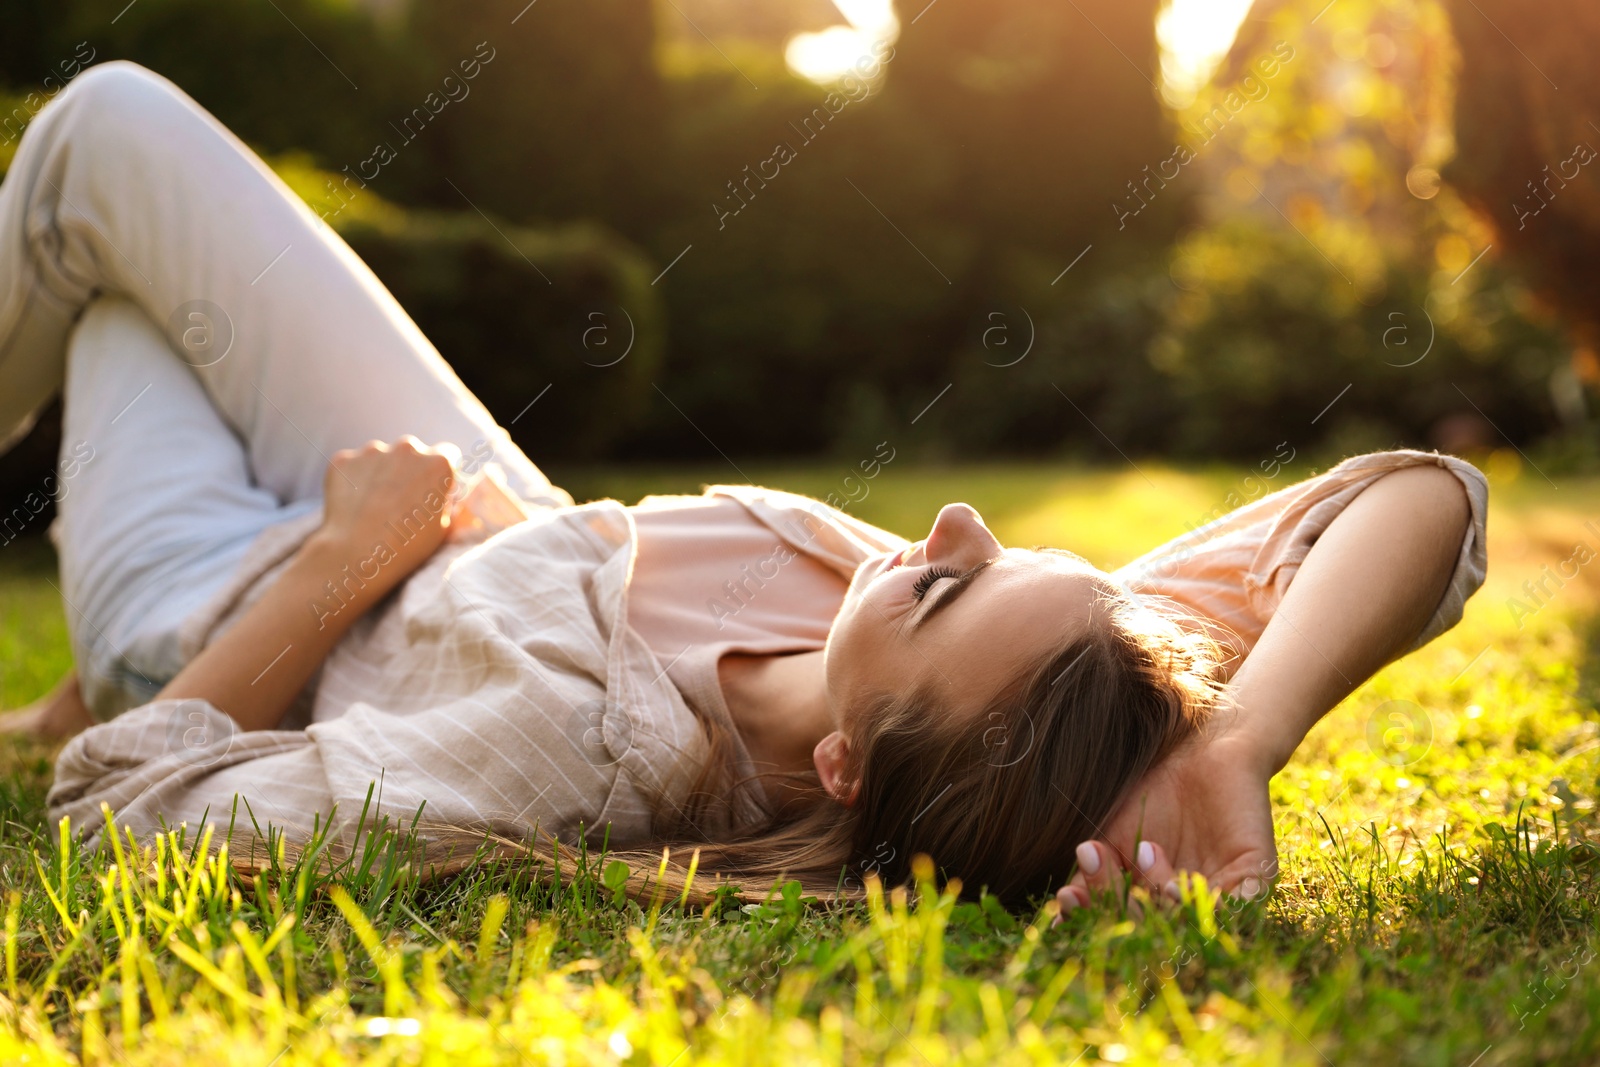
[0,61,570,720]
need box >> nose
[919,503,1003,568]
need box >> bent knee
[54,60,197,135]
[62,59,171,102]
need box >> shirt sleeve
[46,699,338,850]
[1113,449,1489,660]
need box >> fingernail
[1164,879,1181,901]
[1058,890,1078,913]
[1137,841,1155,871]
[1075,841,1100,875]
[1239,877,1263,899]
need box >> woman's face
[822,503,1113,727]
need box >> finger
[1082,840,1163,921]
[1055,871,1090,922]
[1164,869,1266,909]
[1169,869,1213,905]
[1130,839,1178,898]
[1221,874,1269,904]
[448,495,476,532]
[430,452,457,487]
[1050,883,1086,926]
[433,441,464,471]
[1058,843,1167,924]
[1074,841,1124,904]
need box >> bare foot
[0,671,95,740]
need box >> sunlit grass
[3,459,1599,1064]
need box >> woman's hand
[1053,465,1474,922]
[1053,715,1278,921]
[154,437,459,733]
[312,437,457,602]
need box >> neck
[717,650,833,817]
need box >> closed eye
[911,558,997,631]
[911,566,960,602]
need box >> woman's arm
[1057,464,1473,912]
[1222,463,1471,775]
[154,438,456,732]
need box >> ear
[813,730,860,808]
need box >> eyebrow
[911,557,996,632]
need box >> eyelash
[910,566,961,602]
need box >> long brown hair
[582,574,1225,909]
[234,575,1224,911]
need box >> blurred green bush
[0,0,1584,487]
[334,210,664,461]
[1144,219,1568,457]
[272,145,664,464]
[1,0,1192,465]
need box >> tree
[1443,0,1600,347]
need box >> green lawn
[2,459,1599,1065]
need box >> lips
[865,545,907,584]
[864,542,923,586]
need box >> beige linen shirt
[47,449,1489,858]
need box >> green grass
[3,458,1599,1064]
[0,536,72,709]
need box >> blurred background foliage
[0,0,1594,500]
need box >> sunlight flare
[1157,0,1258,106]
[785,0,898,84]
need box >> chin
[820,620,867,701]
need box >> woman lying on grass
[0,62,1488,914]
